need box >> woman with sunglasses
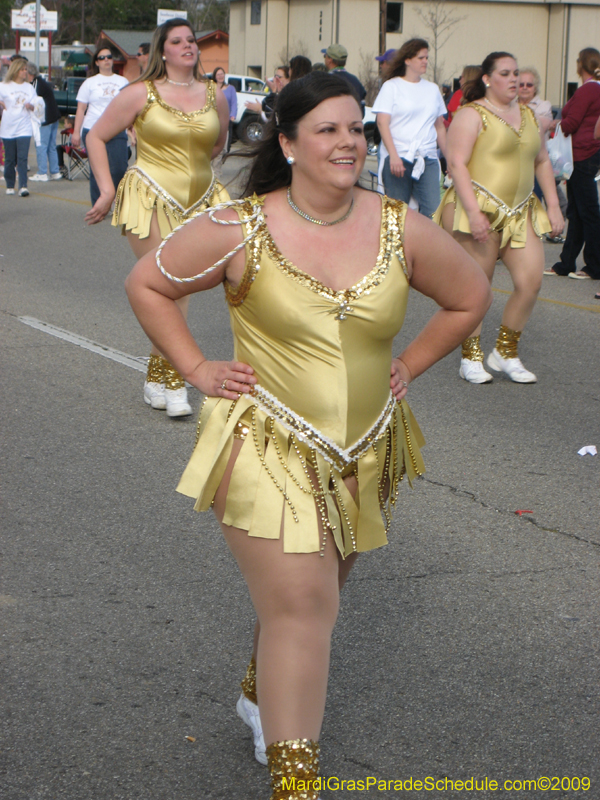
[72,42,129,206]
[85,19,229,417]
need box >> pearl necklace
[165,77,195,87]
[287,187,354,226]
[484,97,515,115]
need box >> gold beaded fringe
[146,353,165,383]
[495,324,522,359]
[241,657,257,705]
[267,739,320,800]
[461,335,485,362]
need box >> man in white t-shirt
[372,38,447,217]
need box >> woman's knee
[263,578,340,633]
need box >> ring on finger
[221,379,228,391]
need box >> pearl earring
[485,82,490,87]
[287,156,295,165]
[162,56,166,61]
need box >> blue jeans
[2,136,30,190]
[382,156,441,217]
[82,128,128,206]
[36,121,60,175]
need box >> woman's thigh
[500,217,544,293]
[125,212,163,259]
[214,439,358,617]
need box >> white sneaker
[143,381,166,410]
[6,188,15,195]
[18,187,29,197]
[30,173,48,182]
[164,386,192,417]
[236,693,267,766]
[487,349,537,383]
[50,173,63,180]
[459,358,493,384]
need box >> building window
[386,2,403,33]
[251,0,261,25]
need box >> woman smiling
[125,72,490,798]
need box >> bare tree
[414,0,464,85]
[358,49,380,106]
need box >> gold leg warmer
[495,325,521,359]
[241,657,257,705]
[267,739,320,800]
[146,353,165,384]
[461,335,485,362]
[158,355,186,390]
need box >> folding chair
[57,126,90,181]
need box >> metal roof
[100,29,227,58]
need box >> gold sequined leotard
[112,80,228,239]
[176,195,425,558]
[434,103,551,247]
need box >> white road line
[19,316,147,373]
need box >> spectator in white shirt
[373,38,447,217]
[72,42,129,205]
[0,58,40,196]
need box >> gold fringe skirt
[177,390,425,558]
[112,166,230,240]
[433,183,551,249]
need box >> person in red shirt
[445,65,479,128]
[547,48,600,279]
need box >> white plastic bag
[547,123,573,180]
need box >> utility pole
[81,0,85,42]
[35,0,41,66]
[379,0,386,58]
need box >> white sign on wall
[157,9,188,26]
[11,3,58,31]
[21,36,49,52]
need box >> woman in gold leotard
[434,52,563,384]
[85,18,229,416]
[126,73,491,799]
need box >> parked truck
[53,77,85,117]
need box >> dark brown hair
[462,51,515,103]
[388,38,429,78]
[290,55,312,81]
[578,48,600,79]
[90,40,117,77]
[243,71,359,196]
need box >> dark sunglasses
[97,54,113,61]
[519,82,534,88]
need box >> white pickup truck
[225,74,270,143]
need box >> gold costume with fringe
[112,80,228,239]
[434,103,551,247]
[176,196,425,558]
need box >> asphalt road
[1,155,599,800]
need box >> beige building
[229,0,600,105]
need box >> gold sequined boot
[241,657,257,704]
[267,739,321,800]
[487,325,537,383]
[143,353,167,409]
[236,658,267,765]
[161,355,192,417]
[459,335,493,384]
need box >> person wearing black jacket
[26,63,62,181]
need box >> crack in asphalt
[420,477,600,550]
